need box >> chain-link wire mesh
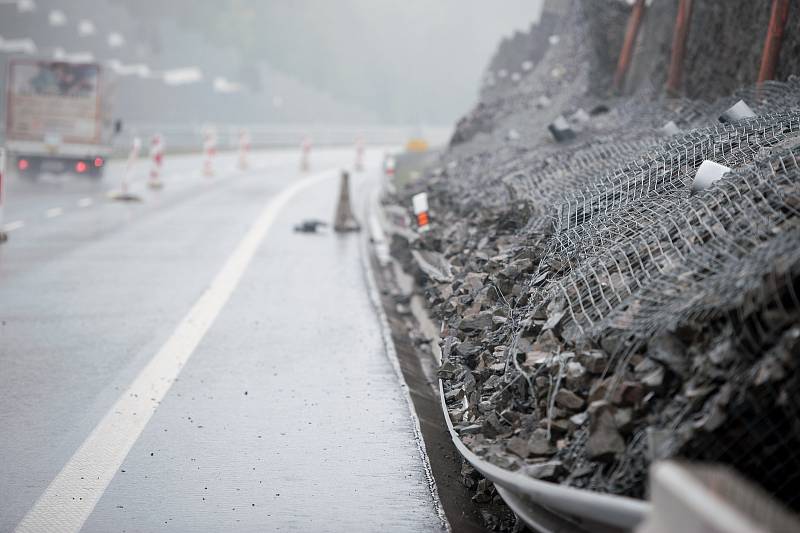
[415,0,800,513]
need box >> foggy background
[0,0,544,127]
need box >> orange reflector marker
[412,192,430,233]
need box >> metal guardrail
[0,123,453,158]
[110,123,453,155]
[638,462,800,533]
[438,380,650,533]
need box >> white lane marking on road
[77,197,93,208]
[14,169,335,533]
[45,207,63,219]
[3,220,25,232]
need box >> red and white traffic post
[383,154,396,178]
[148,133,165,189]
[412,192,430,233]
[0,148,7,242]
[203,129,217,177]
[125,137,141,191]
[109,136,142,201]
[354,136,365,172]
[300,136,312,172]
[238,129,251,171]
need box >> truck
[4,59,116,177]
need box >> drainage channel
[362,190,518,532]
[368,253,492,532]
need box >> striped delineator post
[300,136,311,172]
[125,137,142,191]
[202,130,217,177]
[384,154,396,178]
[354,136,365,172]
[238,130,250,171]
[0,148,7,243]
[148,134,165,189]
[412,192,430,233]
[109,137,143,201]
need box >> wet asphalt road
[0,148,444,532]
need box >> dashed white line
[77,197,93,208]
[3,220,24,232]
[13,169,336,533]
[45,207,63,219]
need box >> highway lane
[0,147,444,532]
[2,148,351,237]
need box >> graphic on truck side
[6,61,101,145]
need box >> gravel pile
[387,0,800,511]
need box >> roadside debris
[293,219,328,233]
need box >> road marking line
[45,207,63,219]
[77,198,93,208]
[3,220,24,232]
[14,169,336,533]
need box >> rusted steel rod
[666,0,693,94]
[613,0,646,92]
[757,0,791,84]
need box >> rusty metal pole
[757,0,791,84]
[613,0,646,92]
[666,0,693,95]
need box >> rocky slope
[388,0,800,512]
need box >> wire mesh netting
[504,93,800,507]
[410,0,800,512]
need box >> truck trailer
[4,59,115,178]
